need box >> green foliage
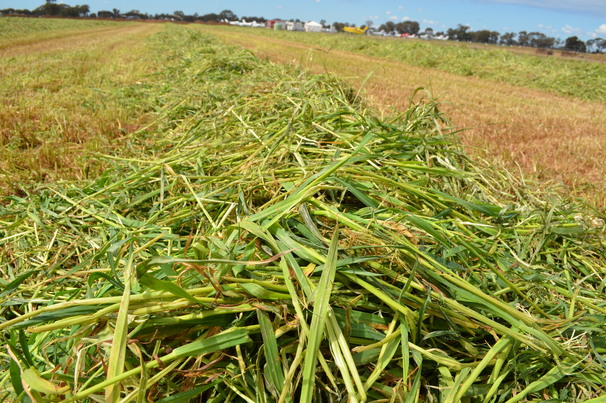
[1,23,606,401]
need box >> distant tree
[241,16,266,23]
[58,4,88,17]
[447,24,471,41]
[0,8,34,15]
[124,10,147,19]
[378,21,396,33]
[499,32,517,46]
[332,22,349,32]
[80,5,90,17]
[517,31,530,47]
[564,36,586,52]
[396,20,420,35]
[113,8,121,18]
[97,10,113,18]
[365,20,374,29]
[173,10,184,20]
[36,0,60,16]
[199,13,219,22]
[470,30,499,44]
[423,27,434,37]
[587,37,606,53]
[219,9,237,21]
[527,32,555,48]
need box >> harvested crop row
[210,26,606,103]
[1,25,605,402]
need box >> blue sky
[4,0,606,40]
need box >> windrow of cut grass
[1,24,606,401]
[213,26,606,103]
[205,26,606,209]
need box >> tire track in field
[206,27,606,207]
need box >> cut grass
[204,25,606,209]
[0,17,123,39]
[1,23,606,401]
[209,26,606,102]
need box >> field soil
[203,27,606,208]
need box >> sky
[4,0,606,40]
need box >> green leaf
[301,227,340,403]
[106,249,135,402]
[257,310,288,401]
[1,270,38,297]
[138,273,203,306]
[22,367,70,395]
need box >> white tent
[304,21,322,33]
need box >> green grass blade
[453,336,513,401]
[257,310,289,401]
[105,247,135,402]
[300,227,340,403]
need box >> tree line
[377,22,605,53]
[0,2,263,23]
[2,2,605,53]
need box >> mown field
[207,26,606,102]
[204,25,606,209]
[1,19,606,402]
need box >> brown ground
[203,27,606,209]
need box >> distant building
[286,21,304,31]
[266,19,285,29]
[304,21,322,33]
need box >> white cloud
[398,5,404,10]
[597,24,606,35]
[423,19,437,25]
[386,11,392,15]
[402,16,411,21]
[562,24,583,35]
[369,15,379,20]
